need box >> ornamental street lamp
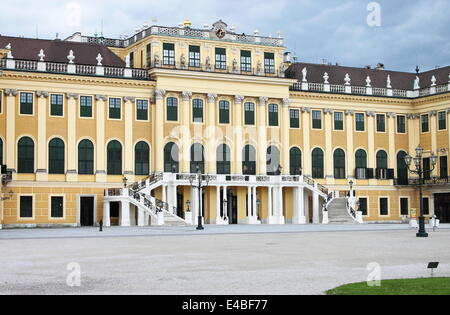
[223,198,228,221]
[404,145,438,238]
[1,190,13,201]
[186,200,191,212]
[256,199,261,221]
[188,165,211,230]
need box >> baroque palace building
[1,19,450,228]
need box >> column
[268,187,273,218]
[293,186,306,224]
[223,186,228,221]
[36,91,48,181]
[247,186,252,218]
[103,201,111,227]
[5,89,17,177]
[120,200,130,227]
[206,93,217,174]
[234,96,244,174]
[367,112,376,185]
[312,189,320,224]
[387,112,396,176]
[216,186,222,224]
[95,95,107,182]
[66,93,79,182]
[346,111,355,179]
[281,99,290,175]
[154,90,166,172]
[257,97,268,175]
[162,184,167,203]
[324,109,333,182]
[252,186,257,219]
[302,108,312,176]
[137,208,145,226]
[124,96,135,181]
[430,111,438,177]
[279,187,285,224]
[181,91,192,173]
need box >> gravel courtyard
[1,225,449,295]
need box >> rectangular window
[264,52,275,74]
[359,198,368,216]
[290,109,300,128]
[166,97,178,121]
[51,196,64,218]
[136,100,148,121]
[146,44,151,67]
[50,94,63,117]
[20,196,33,218]
[268,104,279,126]
[240,50,251,72]
[355,113,365,131]
[109,98,121,119]
[376,114,386,132]
[215,48,226,70]
[80,96,93,118]
[396,115,406,133]
[129,52,134,68]
[421,114,429,132]
[219,101,230,124]
[440,156,448,179]
[189,45,200,68]
[379,197,389,216]
[20,92,33,115]
[163,43,175,66]
[334,112,344,130]
[423,197,430,215]
[438,111,447,130]
[423,157,431,180]
[193,99,203,123]
[400,198,409,216]
[312,110,322,129]
[244,102,255,125]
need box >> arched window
[290,147,302,175]
[0,138,3,165]
[107,141,122,175]
[78,140,94,175]
[355,149,367,179]
[397,151,408,185]
[376,150,388,179]
[135,141,150,176]
[242,145,256,175]
[48,138,65,174]
[190,143,204,173]
[164,142,179,173]
[18,137,35,174]
[217,144,231,174]
[166,97,178,121]
[267,146,280,175]
[333,149,346,179]
[312,148,324,179]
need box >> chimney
[376,63,385,70]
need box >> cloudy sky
[1,0,448,72]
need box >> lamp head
[413,156,421,167]
[415,145,424,158]
[404,154,412,166]
[431,153,438,166]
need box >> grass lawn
[326,277,450,295]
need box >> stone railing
[80,25,284,48]
[291,81,450,99]
[0,58,149,80]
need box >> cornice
[289,90,413,105]
[0,70,155,88]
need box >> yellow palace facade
[1,20,450,228]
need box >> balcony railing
[0,58,149,80]
[395,176,450,186]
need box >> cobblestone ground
[1,225,449,295]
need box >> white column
[268,187,273,217]
[312,190,320,224]
[162,185,167,203]
[223,186,228,221]
[66,93,79,182]
[216,186,222,224]
[279,187,285,224]
[293,186,306,224]
[120,201,131,227]
[252,186,257,218]
[103,201,110,227]
[247,186,252,218]
[137,208,145,226]
[36,91,48,181]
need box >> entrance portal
[80,197,95,226]
[434,193,450,223]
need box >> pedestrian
[99,220,103,232]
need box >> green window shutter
[264,52,275,73]
[109,98,121,119]
[135,141,149,175]
[50,94,63,116]
[359,198,368,215]
[312,110,322,129]
[334,112,344,130]
[163,43,175,65]
[219,101,230,124]
[164,142,179,173]
[377,114,386,132]
[51,196,64,218]
[107,141,122,175]
[439,112,446,130]
[333,149,346,179]
[136,100,148,120]
[20,196,33,218]
[268,104,279,126]
[355,113,365,131]
[167,97,178,121]
[189,45,200,67]
[312,148,324,178]
[80,96,93,118]
[20,92,33,115]
[397,115,406,133]
[18,137,34,174]
[193,99,203,122]
[78,140,94,175]
[240,50,251,72]
[380,198,388,215]
[244,102,255,125]
[215,48,226,69]
[49,138,65,174]
[290,109,299,128]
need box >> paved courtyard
[1,224,449,295]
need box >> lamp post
[404,145,437,238]
[223,198,228,221]
[277,165,283,176]
[349,180,354,197]
[189,166,211,230]
[186,200,190,212]
[122,176,128,188]
[256,199,261,221]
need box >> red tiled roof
[0,35,125,67]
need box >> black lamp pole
[189,166,210,230]
[405,145,437,238]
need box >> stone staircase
[327,198,357,224]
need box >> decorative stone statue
[96,53,103,66]
[205,56,211,71]
[431,75,437,86]
[302,67,307,82]
[323,72,329,84]
[257,60,262,74]
[366,76,371,87]
[180,54,186,67]
[232,58,238,72]
[154,54,160,67]
[279,63,286,76]
[38,49,45,62]
[67,50,75,64]
[387,75,392,88]
[344,73,351,85]
[414,76,420,90]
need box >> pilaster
[66,93,79,182]
[36,91,49,181]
